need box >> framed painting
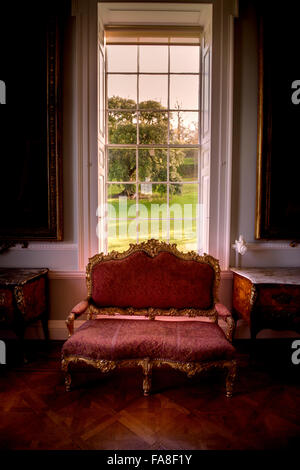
[0,3,63,247]
[256,9,300,240]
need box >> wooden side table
[231,268,300,339]
[0,268,49,349]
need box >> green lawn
[107,180,198,252]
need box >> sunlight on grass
[107,181,199,252]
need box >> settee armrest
[66,299,89,337]
[215,303,235,343]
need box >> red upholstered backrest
[91,251,214,310]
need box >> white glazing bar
[107,181,199,185]
[104,44,109,253]
[107,72,199,75]
[106,108,201,112]
[107,144,201,148]
[167,43,171,240]
[136,43,140,242]
[198,42,202,253]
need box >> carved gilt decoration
[85,239,220,321]
[14,286,26,315]
[223,315,235,343]
[65,312,76,337]
[61,355,237,398]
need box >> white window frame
[72,0,239,271]
[105,40,202,252]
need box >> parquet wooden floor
[0,340,299,450]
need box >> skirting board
[24,320,86,341]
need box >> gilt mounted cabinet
[232,268,300,339]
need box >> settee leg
[142,359,152,396]
[225,360,237,398]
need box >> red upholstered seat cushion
[62,319,235,363]
[91,251,214,309]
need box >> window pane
[139,75,168,108]
[169,183,198,219]
[138,183,168,241]
[107,184,137,218]
[108,148,136,182]
[138,148,167,182]
[108,112,137,144]
[108,75,137,109]
[170,111,198,144]
[138,184,167,219]
[169,182,197,251]
[139,111,168,145]
[139,218,168,242]
[169,148,198,182]
[170,75,199,109]
[107,45,137,72]
[108,219,137,252]
[139,46,168,72]
[170,46,199,73]
[169,220,197,252]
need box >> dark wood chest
[231,268,300,339]
[0,268,49,341]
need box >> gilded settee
[61,239,237,397]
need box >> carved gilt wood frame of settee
[62,239,237,397]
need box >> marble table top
[0,268,49,286]
[230,267,300,285]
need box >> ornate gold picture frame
[255,12,300,240]
[0,10,63,246]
